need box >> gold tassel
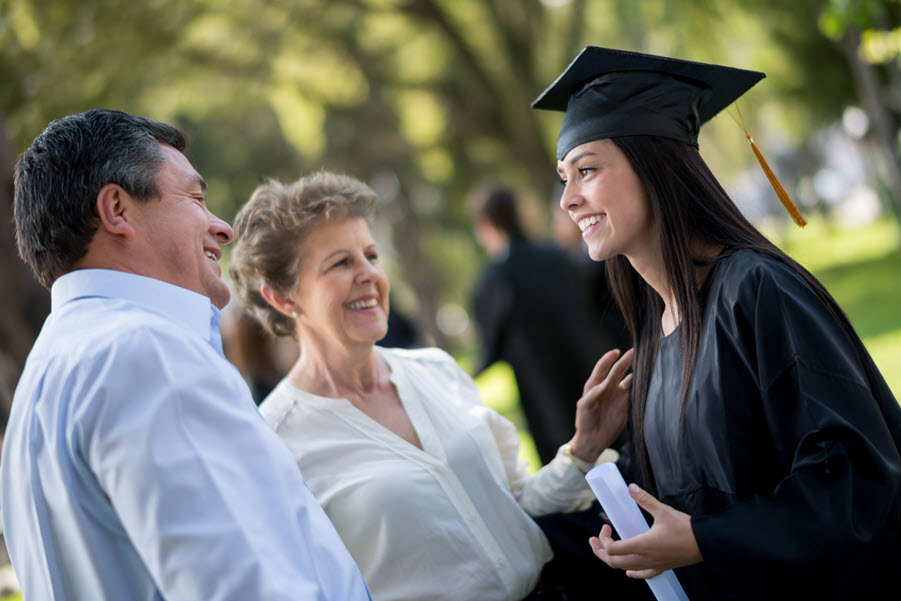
[727,104,806,228]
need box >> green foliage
[1,0,896,353]
[818,0,890,40]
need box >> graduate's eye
[578,166,596,177]
[366,251,379,263]
[330,258,348,269]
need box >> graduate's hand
[569,348,633,462]
[589,483,703,578]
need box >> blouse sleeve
[441,351,597,516]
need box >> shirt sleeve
[440,351,596,516]
[77,326,367,601]
[690,264,901,600]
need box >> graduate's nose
[559,179,583,213]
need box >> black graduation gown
[472,237,619,464]
[644,249,901,601]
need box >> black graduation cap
[532,46,765,160]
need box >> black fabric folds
[643,249,901,601]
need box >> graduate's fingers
[596,548,649,571]
[593,529,662,573]
[628,483,665,517]
[594,527,657,564]
[599,523,614,539]
[626,568,663,580]
[589,523,618,565]
[589,535,615,566]
[617,372,633,392]
[583,349,622,395]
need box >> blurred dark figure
[223,308,285,405]
[550,180,632,355]
[469,183,617,465]
[378,302,423,349]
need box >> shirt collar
[51,269,220,344]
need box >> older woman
[228,171,636,601]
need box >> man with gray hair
[0,109,371,601]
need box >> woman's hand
[589,483,703,578]
[568,348,633,462]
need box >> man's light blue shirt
[0,269,371,601]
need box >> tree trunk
[836,26,901,231]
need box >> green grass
[813,248,901,396]
[764,214,900,272]
[0,592,20,601]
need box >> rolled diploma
[585,462,690,601]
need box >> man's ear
[95,183,136,238]
[260,283,300,318]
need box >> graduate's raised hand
[568,348,633,462]
[589,483,703,578]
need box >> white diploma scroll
[585,462,690,601]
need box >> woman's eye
[578,166,595,176]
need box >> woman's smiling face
[557,138,655,262]
[291,216,390,350]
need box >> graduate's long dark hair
[607,135,853,494]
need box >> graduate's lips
[576,213,606,236]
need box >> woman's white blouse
[260,346,597,601]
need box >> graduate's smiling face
[557,139,654,262]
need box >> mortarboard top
[532,46,765,160]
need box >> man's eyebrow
[195,175,207,192]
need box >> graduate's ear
[95,183,136,238]
[260,283,300,318]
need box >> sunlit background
[2,1,901,596]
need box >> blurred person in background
[0,109,371,601]
[469,183,622,466]
[229,171,648,601]
[222,307,286,404]
[534,46,901,601]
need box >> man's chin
[210,286,231,310]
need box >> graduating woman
[532,47,901,601]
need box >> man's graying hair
[14,108,187,288]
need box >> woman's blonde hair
[229,171,376,338]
